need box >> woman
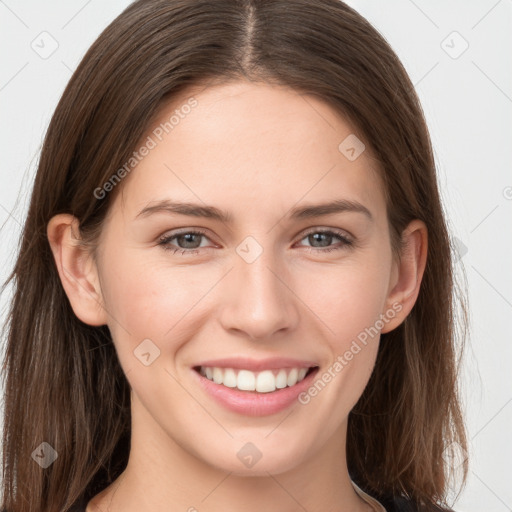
[0,1,468,511]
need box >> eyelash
[157,228,353,256]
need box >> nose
[218,244,300,341]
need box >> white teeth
[212,367,223,384]
[256,370,275,393]
[275,369,288,389]
[222,368,237,388]
[286,368,298,387]
[198,366,313,393]
[237,370,256,391]
[298,368,308,380]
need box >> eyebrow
[135,198,373,223]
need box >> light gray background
[0,1,511,510]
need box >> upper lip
[193,357,319,372]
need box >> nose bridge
[219,235,299,339]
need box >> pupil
[179,233,199,248]
[310,233,331,248]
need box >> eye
[296,229,353,253]
[158,229,212,255]
[157,228,354,256]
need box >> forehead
[113,80,386,224]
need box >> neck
[87,392,372,512]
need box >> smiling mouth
[192,365,319,394]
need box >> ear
[381,219,428,334]
[47,214,108,326]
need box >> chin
[202,443,307,477]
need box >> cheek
[116,269,195,329]
[293,275,385,423]
[292,255,389,404]
[295,258,390,345]
[98,247,217,356]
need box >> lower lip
[191,367,319,417]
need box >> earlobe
[381,220,428,334]
[47,214,108,326]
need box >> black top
[380,496,452,511]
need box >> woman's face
[93,80,404,475]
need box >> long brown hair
[1,1,468,510]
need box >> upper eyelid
[300,227,352,240]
